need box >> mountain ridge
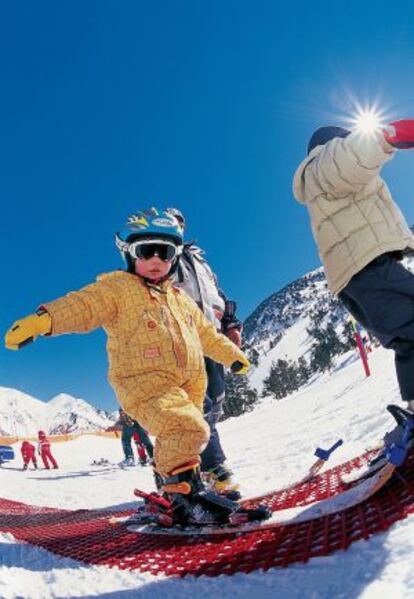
[0,386,117,437]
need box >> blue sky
[2,1,414,411]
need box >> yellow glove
[230,357,251,375]
[5,311,52,350]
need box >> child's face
[134,256,172,281]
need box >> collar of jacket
[127,269,173,295]
[143,278,173,295]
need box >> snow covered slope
[1,346,413,598]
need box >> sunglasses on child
[128,240,182,262]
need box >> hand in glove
[230,357,251,375]
[5,311,52,350]
[384,120,414,149]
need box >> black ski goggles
[128,239,182,262]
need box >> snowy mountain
[244,255,414,394]
[243,267,348,393]
[0,387,116,437]
[45,394,117,435]
[0,388,46,437]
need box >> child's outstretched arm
[188,297,250,372]
[5,310,52,350]
[5,277,118,350]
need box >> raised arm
[43,279,118,335]
[5,277,118,350]
[302,130,395,198]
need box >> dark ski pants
[122,422,154,460]
[339,253,414,402]
[200,358,226,472]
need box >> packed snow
[1,346,414,598]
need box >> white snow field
[2,346,414,598]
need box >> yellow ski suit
[42,271,247,474]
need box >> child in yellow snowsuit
[5,209,250,525]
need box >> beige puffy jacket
[293,130,414,294]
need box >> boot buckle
[162,481,192,495]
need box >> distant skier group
[20,430,58,470]
[5,117,414,526]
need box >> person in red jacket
[132,431,150,466]
[37,430,58,469]
[21,440,38,470]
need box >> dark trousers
[200,358,226,471]
[122,422,154,460]
[339,253,414,402]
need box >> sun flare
[349,108,385,135]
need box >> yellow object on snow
[37,271,247,474]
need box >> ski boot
[134,462,270,529]
[161,462,269,527]
[384,405,414,466]
[204,463,241,501]
[22,464,28,471]
[370,404,414,470]
[160,461,238,526]
[119,457,135,468]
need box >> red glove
[225,327,242,347]
[384,120,414,149]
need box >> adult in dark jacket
[117,409,154,466]
[166,208,243,497]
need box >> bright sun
[349,108,385,134]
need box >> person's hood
[292,145,323,204]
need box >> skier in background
[20,440,38,470]
[132,431,150,466]
[293,119,414,413]
[37,430,59,469]
[117,408,153,467]
[166,208,243,498]
[5,208,250,526]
